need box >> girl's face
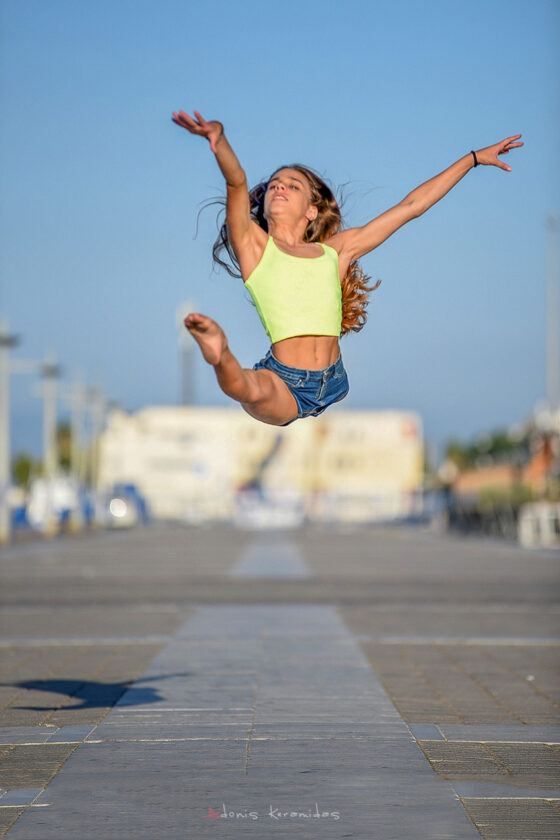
[264,168,318,224]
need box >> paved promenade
[0,523,559,838]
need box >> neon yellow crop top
[244,236,342,344]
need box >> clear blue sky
[1,0,558,459]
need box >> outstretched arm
[331,135,523,263]
[171,110,253,248]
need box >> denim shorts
[252,348,349,426]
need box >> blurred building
[98,406,424,524]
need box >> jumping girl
[171,109,522,427]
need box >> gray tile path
[6,595,480,837]
[230,536,310,578]
[2,524,559,838]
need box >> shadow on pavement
[2,673,193,709]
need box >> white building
[98,406,424,523]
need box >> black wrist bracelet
[470,150,478,167]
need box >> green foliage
[445,440,473,470]
[11,421,74,486]
[444,427,528,470]
[57,421,72,471]
[11,452,40,487]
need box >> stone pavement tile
[4,598,482,839]
[174,603,351,638]
[253,704,406,726]
[409,724,445,740]
[2,525,558,839]
[440,645,560,724]
[247,737,429,773]
[252,723,407,739]
[5,741,480,840]
[453,781,560,797]
[485,743,560,787]
[0,791,43,806]
[401,646,522,724]
[0,526,249,579]
[339,603,560,640]
[93,709,253,723]
[0,807,25,836]
[0,744,79,790]
[417,740,560,809]
[492,646,560,702]
[0,729,53,745]
[0,789,43,836]
[88,723,250,741]
[358,641,560,725]
[231,537,310,578]
[439,724,560,742]
[357,642,464,723]
[0,643,165,729]
[0,640,169,834]
[460,798,560,840]
[0,526,251,606]
[0,606,190,640]
[418,741,510,781]
[45,725,97,743]
[0,646,80,687]
[298,525,560,581]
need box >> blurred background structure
[98,406,424,527]
[0,0,558,546]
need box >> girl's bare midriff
[272,335,340,370]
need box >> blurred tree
[474,430,525,463]
[445,428,530,471]
[11,421,73,486]
[445,440,474,470]
[11,452,40,488]
[57,421,72,471]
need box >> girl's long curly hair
[211,164,381,336]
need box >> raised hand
[475,135,523,172]
[171,109,224,153]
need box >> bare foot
[184,313,228,365]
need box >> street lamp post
[70,376,85,483]
[57,374,87,532]
[59,374,87,483]
[87,386,107,525]
[40,356,62,537]
[0,319,20,545]
[547,216,559,416]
